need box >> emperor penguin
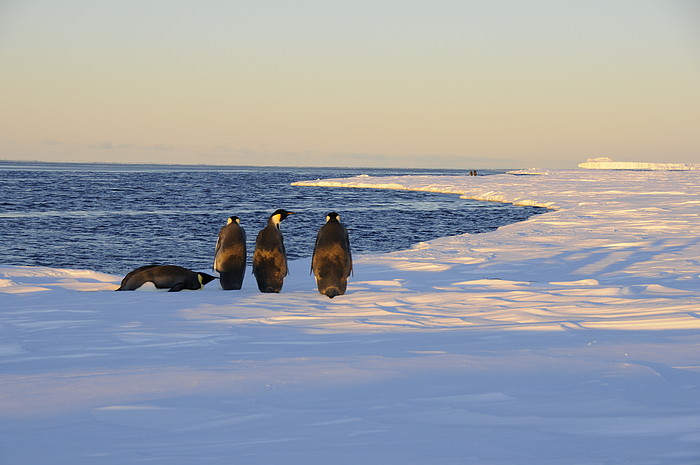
[311,212,352,298]
[213,216,247,290]
[116,265,216,292]
[252,209,295,293]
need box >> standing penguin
[213,216,247,290]
[252,209,295,293]
[311,212,352,298]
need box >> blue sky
[1,0,698,168]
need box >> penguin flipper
[168,282,186,292]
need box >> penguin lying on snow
[252,209,295,293]
[116,265,217,292]
[312,212,352,298]
[214,216,247,290]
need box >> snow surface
[2,170,700,464]
[578,158,700,171]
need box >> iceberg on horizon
[579,157,700,170]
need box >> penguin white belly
[133,281,159,292]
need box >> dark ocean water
[0,161,546,275]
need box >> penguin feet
[324,287,342,298]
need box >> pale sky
[1,0,698,169]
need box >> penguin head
[326,212,340,223]
[198,272,217,287]
[270,209,295,227]
[227,216,241,225]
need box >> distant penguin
[311,212,352,298]
[252,209,295,293]
[214,216,247,290]
[116,265,216,292]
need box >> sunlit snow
[2,170,699,464]
[578,157,700,170]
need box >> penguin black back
[214,216,247,290]
[252,209,295,293]
[116,265,216,292]
[312,212,352,298]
